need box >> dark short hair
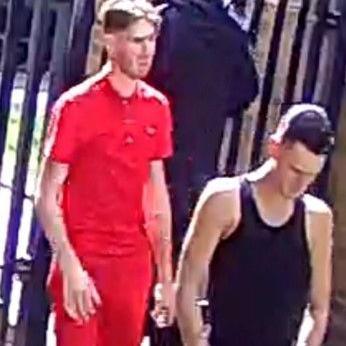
[282,110,334,155]
[99,0,161,34]
[103,10,137,33]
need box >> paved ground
[46,312,150,346]
[45,310,313,346]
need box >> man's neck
[108,64,138,98]
[256,169,293,207]
[248,160,291,205]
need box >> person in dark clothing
[147,0,258,247]
[176,104,334,346]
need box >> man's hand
[305,312,328,346]
[197,338,210,346]
[198,324,211,346]
[306,331,324,346]
[59,249,102,322]
[152,282,176,327]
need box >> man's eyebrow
[128,31,156,40]
[290,164,315,175]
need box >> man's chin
[138,68,151,78]
[127,70,150,80]
[121,67,151,80]
[139,72,150,79]
[283,190,303,200]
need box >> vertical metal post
[0,0,50,341]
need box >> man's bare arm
[176,179,240,346]
[144,160,176,326]
[35,160,101,321]
[35,160,73,257]
[304,197,333,346]
[146,160,173,284]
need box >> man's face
[274,141,326,199]
[108,18,158,79]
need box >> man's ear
[103,33,118,59]
[267,136,281,159]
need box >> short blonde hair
[98,0,162,32]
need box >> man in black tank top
[176,104,334,346]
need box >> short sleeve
[151,102,173,160]
[43,101,81,164]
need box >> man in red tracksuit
[36,1,175,345]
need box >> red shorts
[48,251,153,346]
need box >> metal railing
[0,1,95,345]
[0,0,345,345]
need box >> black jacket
[148,0,259,153]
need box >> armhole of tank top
[220,177,243,240]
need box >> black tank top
[208,179,311,346]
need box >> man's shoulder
[199,177,242,208]
[194,177,242,236]
[139,81,169,106]
[52,64,111,115]
[205,177,241,194]
[302,194,333,252]
[302,194,332,217]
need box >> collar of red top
[101,76,148,102]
